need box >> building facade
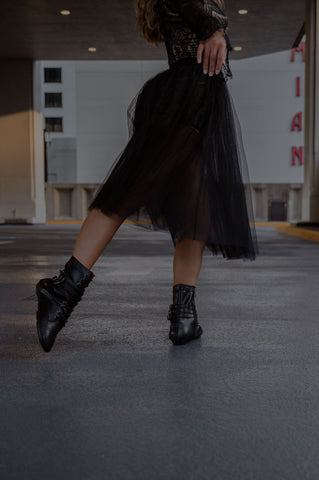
[35,39,306,222]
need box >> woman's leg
[36,208,124,352]
[75,213,206,282]
[168,238,206,345]
[173,237,206,286]
[72,208,124,270]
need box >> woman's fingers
[203,47,210,74]
[203,45,227,76]
[197,42,205,64]
[214,50,226,75]
[200,29,227,76]
[208,47,218,76]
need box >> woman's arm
[175,0,228,40]
[175,0,229,76]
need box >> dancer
[36,0,259,352]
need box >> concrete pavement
[1,224,319,480]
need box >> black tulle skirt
[88,57,259,260]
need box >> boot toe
[36,310,63,352]
[35,257,94,353]
[169,319,203,345]
[36,321,52,352]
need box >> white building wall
[40,61,77,139]
[34,61,78,183]
[36,48,305,185]
[228,47,305,184]
[75,60,167,183]
[75,49,305,185]
[36,47,305,221]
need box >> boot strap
[167,303,197,322]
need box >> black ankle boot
[36,256,94,352]
[167,284,203,345]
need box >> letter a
[291,112,302,132]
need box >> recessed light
[60,10,71,15]
[238,9,248,14]
[233,46,243,51]
[88,47,97,52]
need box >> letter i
[296,77,301,97]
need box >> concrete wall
[46,138,77,183]
[0,60,45,223]
[37,46,305,222]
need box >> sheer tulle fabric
[88,58,259,260]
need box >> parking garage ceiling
[1,0,305,61]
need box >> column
[0,60,46,224]
[302,0,319,222]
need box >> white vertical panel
[228,47,305,183]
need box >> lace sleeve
[175,0,229,41]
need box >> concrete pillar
[288,185,303,222]
[253,184,268,222]
[302,0,319,222]
[0,60,46,224]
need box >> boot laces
[51,269,86,325]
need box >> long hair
[135,0,164,45]
[135,0,225,46]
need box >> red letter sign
[291,112,303,132]
[291,42,306,62]
[296,77,301,97]
[292,146,304,166]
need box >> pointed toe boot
[167,284,203,345]
[36,255,94,352]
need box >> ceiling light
[238,9,248,14]
[60,10,71,15]
[233,46,243,51]
[88,47,97,52]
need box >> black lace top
[161,0,233,81]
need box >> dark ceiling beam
[0,0,305,61]
[292,22,306,47]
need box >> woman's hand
[197,29,227,76]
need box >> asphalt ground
[1,224,319,480]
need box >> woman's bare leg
[168,238,206,345]
[72,208,124,270]
[173,238,206,287]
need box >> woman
[36,0,259,352]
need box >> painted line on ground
[254,222,290,227]
[46,221,83,224]
[275,225,319,242]
[46,220,319,242]
[45,220,318,241]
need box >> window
[44,68,62,83]
[45,117,63,132]
[45,92,62,108]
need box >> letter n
[292,146,304,166]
